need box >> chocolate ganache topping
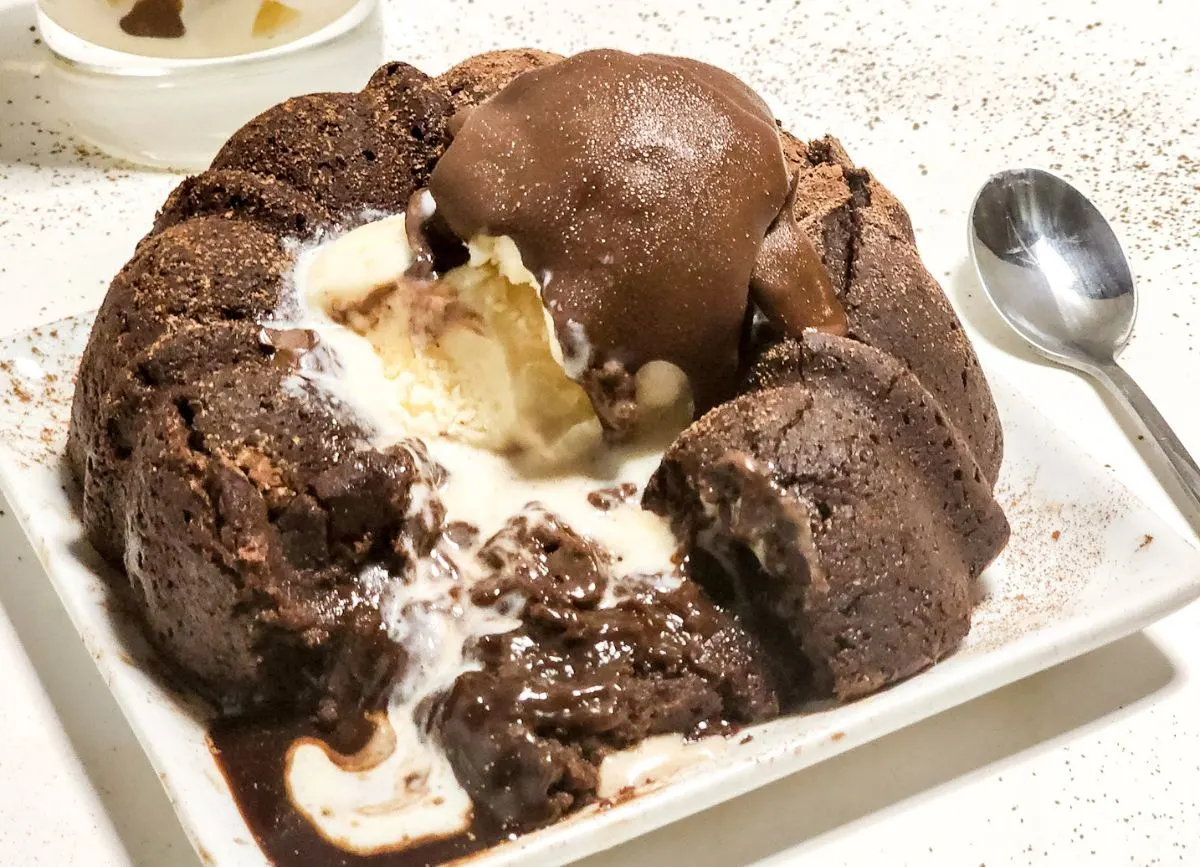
[428,49,846,417]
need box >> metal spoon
[968,167,1200,516]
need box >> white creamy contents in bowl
[38,0,364,59]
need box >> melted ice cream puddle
[270,210,707,852]
[596,734,729,800]
[287,713,474,853]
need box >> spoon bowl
[969,168,1137,368]
[968,166,1200,519]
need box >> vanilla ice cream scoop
[299,211,605,467]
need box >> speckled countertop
[2,1,1200,864]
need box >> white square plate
[1,313,1197,867]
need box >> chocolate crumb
[444,521,479,548]
[258,327,319,369]
[587,482,639,511]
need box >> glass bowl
[36,0,385,171]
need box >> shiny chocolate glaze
[429,49,845,419]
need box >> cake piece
[123,362,441,715]
[68,217,292,565]
[211,62,451,220]
[779,134,1004,484]
[645,332,1009,699]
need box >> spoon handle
[1094,360,1200,517]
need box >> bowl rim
[36,0,379,78]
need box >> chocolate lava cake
[67,47,1009,862]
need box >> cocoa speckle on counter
[0,318,88,467]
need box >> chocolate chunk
[309,445,444,561]
[471,510,608,610]
[437,575,777,830]
[443,521,479,548]
[579,358,638,436]
[258,327,318,370]
[587,482,639,511]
